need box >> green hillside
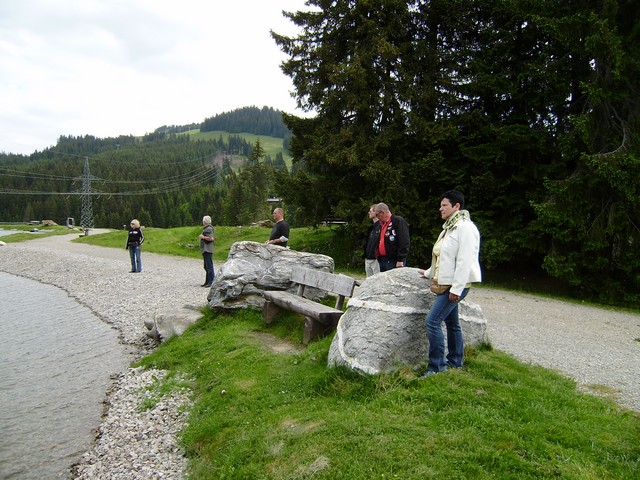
[184,129,291,166]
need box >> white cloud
[0,0,308,154]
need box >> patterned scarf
[442,209,470,231]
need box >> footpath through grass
[139,308,639,479]
[72,224,354,270]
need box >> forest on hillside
[150,106,291,138]
[201,106,291,138]
[1,1,639,307]
[0,112,290,230]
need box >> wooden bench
[262,267,357,344]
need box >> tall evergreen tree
[274,0,640,303]
[273,0,421,224]
[532,0,640,304]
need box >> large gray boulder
[144,306,203,342]
[328,267,488,375]
[207,241,335,310]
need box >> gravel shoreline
[1,231,639,478]
[1,232,207,479]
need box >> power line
[47,149,219,166]
[0,164,219,186]
[0,168,77,181]
[0,157,222,196]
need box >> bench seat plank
[263,290,343,324]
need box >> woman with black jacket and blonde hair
[126,219,144,273]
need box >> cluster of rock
[206,241,335,310]
[143,241,337,342]
[144,306,204,342]
[71,368,191,480]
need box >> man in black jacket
[267,208,290,247]
[365,205,381,276]
[374,203,410,272]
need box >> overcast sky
[0,0,309,155]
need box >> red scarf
[378,219,390,257]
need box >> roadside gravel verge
[470,287,640,412]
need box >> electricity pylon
[76,157,102,230]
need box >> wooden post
[263,301,282,324]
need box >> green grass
[184,130,291,167]
[72,224,355,271]
[5,223,639,477]
[138,308,640,479]
[0,224,83,242]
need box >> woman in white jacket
[418,190,481,377]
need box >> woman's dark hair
[441,190,465,209]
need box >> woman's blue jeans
[424,288,469,372]
[129,245,142,272]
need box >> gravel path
[1,231,639,478]
[469,288,640,412]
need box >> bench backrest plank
[291,267,356,298]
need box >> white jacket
[424,218,482,295]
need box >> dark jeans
[378,257,404,272]
[202,252,215,285]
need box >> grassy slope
[184,130,291,167]
[139,309,640,479]
[0,224,83,242]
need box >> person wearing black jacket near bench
[365,204,381,277]
[267,208,290,247]
[374,203,410,272]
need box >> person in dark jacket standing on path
[199,215,215,287]
[374,203,410,272]
[125,219,144,273]
[365,204,381,277]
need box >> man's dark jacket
[269,220,290,247]
[378,214,410,262]
[365,221,381,260]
